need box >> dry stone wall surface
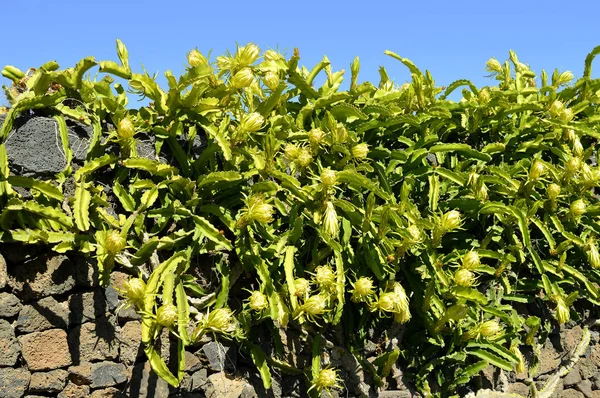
[0,248,270,398]
[2,249,600,398]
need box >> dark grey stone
[127,362,170,398]
[104,286,120,311]
[17,296,69,333]
[578,357,597,380]
[5,116,67,177]
[593,370,600,389]
[281,375,303,398]
[116,304,141,322]
[0,319,20,366]
[188,369,208,392]
[3,115,92,176]
[72,255,100,288]
[65,119,92,162]
[68,317,119,364]
[68,290,107,325]
[575,379,593,398]
[564,365,583,386]
[590,331,600,344]
[178,374,193,392]
[0,243,44,267]
[0,292,21,317]
[0,368,31,398]
[202,341,237,372]
[90,361,127,389]
[240,383,257,398]
[426,153,438,166]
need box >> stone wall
[3,245,600,398]
[0,247,267,398]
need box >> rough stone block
[128,362,170,398]
[89,387,126,398]
[578,357,598,380]
[68,290,107,325]
[19,329,72,371]
[575,379,593,398]
[0,319,20,366]
[184,350,202,373]
[204,372,246,398]
[202,341,237,372]
[28,369,68,393]
[68,317,119,364]
[565,364,583,386]
[117,321,142,365]
[68,363,92,385]
[7,254,77,300]
[0,368,31,398]
[90,362,128,389]
[562,389,585,398]
[57,382,90,398]
[17,296,69,333]
[0,292,21,317]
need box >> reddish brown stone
[57,382,90,398]
[538,346,561,375]
[564,325,583,353]
[109,272,128,292]
[68,363,92,385]
[184,350,202,373]
[118,321,142,365]
[89,387,126,398]
[19,329,72,371]
[28,369,68,393]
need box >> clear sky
[1,0,599,105]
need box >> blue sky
[1,0,599,105]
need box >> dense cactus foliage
[2,41,600,396]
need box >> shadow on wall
[0,244,172,396]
